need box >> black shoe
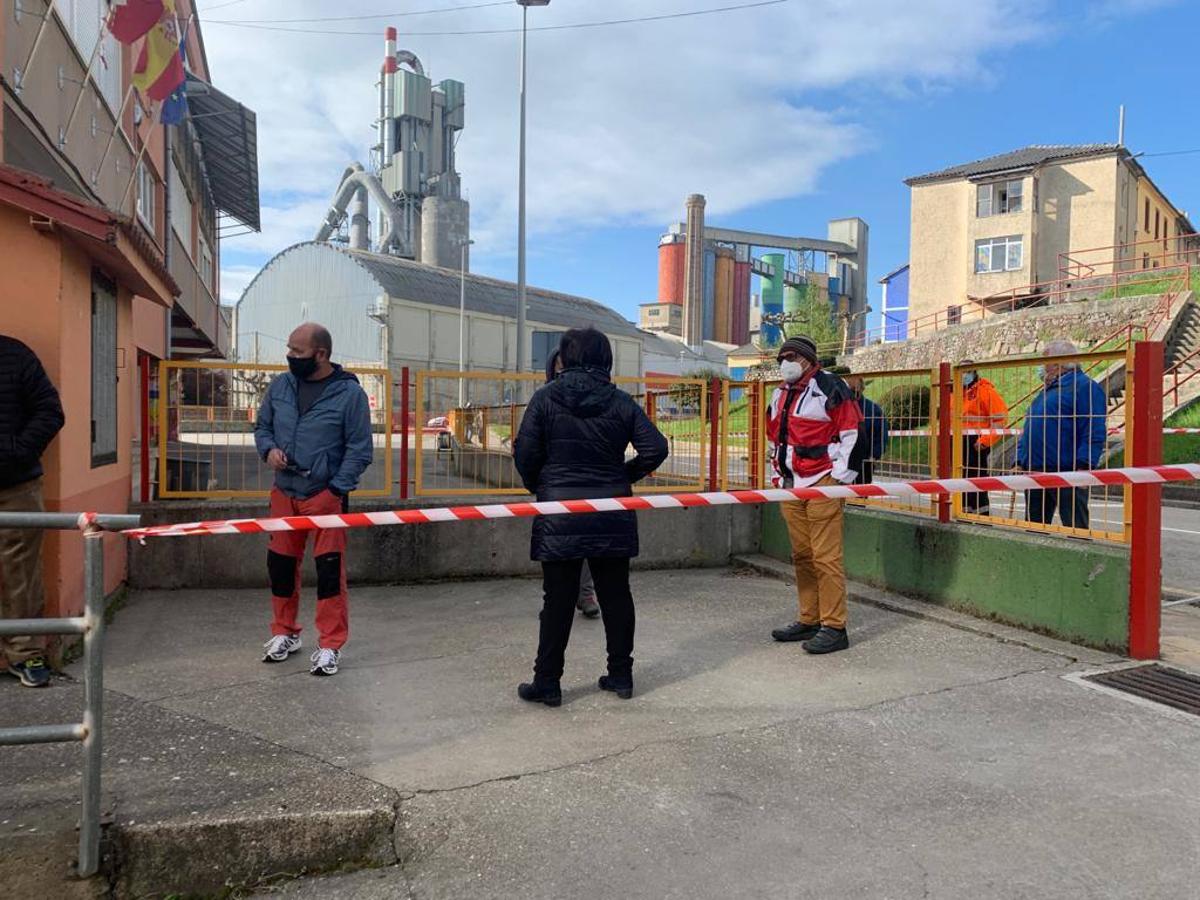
[802,627,850,655]
[598,674,633,699]
[6,657,51,687]
[771,621,820,642]
[577,595,600,619]
[518,681,562,707]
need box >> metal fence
[0,511,140,878]
[156,361,393,499]
[723,346,1152,545]
[412,370,708,496]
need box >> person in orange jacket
[959,359,1009,515]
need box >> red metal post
[399,367,411,500]
[644,389,657,427]
[936,362,953,523]
[139,353,151,503]
[1129,341,1163,660]
[748,381,762,488]
[707,377,721,491]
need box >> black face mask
[287,355,319,380]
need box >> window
[648,308,661,317]
[59,0,122,113]
[1145,198,1151,232]
[1144,253,1151,270]
[169,158,194,255]
[1154,209,1160,240]
[976,179,1023,217]
[975,236,1023,273]
[135,160,155,231]
[90,272,118,467]
[198,231,214,292]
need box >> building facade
[905,144,1193,330]
[1,1,258,623]
[879,264,909,342]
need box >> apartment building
[904,144,1192,329]
[0,1,258,623]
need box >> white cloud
[194,0,1079,290]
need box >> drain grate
[1085,665,1200,716]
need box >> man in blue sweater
[1015,341,1107,530]
[254,323,373,676]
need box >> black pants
[534,557,634,684]
[962,438,991,514]
[1026,487,1090,530]
[853,459,874,485]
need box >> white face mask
[779,360,806,384]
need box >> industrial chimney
[682,193,707,348]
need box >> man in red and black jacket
[765,336,861,654]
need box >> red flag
[108,0,166,44]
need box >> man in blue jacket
[254,323,373,676]
[1015,341,1107,530]
[845,374,889,484]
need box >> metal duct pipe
[395,49,424,76]
[349,185,369,250]
[315,163,404,253]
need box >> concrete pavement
[5,568,1200,897]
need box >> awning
[185,74,260,232]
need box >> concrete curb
[109,805,404,898]
[732,553,1121,666]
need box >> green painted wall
[762,505,1131,651]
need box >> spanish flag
[132,0,185,102]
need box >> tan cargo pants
[779,475,848,630]
[0,477,48,664]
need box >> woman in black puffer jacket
[513,328,668,707]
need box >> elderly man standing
[767,336,862,655]
[1016,340,1106,530]
[254,323,373,676]
[0,334,65,687]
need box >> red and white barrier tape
[123,464,1200,540]
[888,427,1200,438]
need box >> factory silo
[760,252,785,347]
[702,247,716,342]
[732,248,751,346]
[420,196,470,269]
[657,234,686,304]
[784,281,807,317]
[713,247,734,344]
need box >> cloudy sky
[197,0,1198,331]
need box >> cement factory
[641,194,869,352]
[234,28,869,386]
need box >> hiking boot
[771,621,820,643]
[262,633,301,663]
[598,674,633,699]
[310,647,340,676]
[577,595,600,619]
[7,657,51,688]
[802,627,850,655]
[517,680,562,707]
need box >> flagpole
[92,83,137,186]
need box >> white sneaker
[262,633,301,663]
[310,647,340,676]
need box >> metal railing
[412,370,709,497]
[156,361,394,499]
[722,346,1155,545]
[0,511,140,878]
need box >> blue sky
[206,0,1199,337]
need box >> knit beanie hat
[777,335,818,365]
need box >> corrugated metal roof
[345,247,642,338]
[905,144,1122,186]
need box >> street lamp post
[458,239,476,407]
[515,0,550,377]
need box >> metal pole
[1129,341,1163,660]
[399,366,411,500]
[459,241,471,407]
[515,4,529,375]
[140,353,151,503]
[78,531,105,877]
